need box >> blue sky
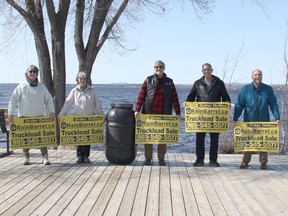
[0,0,287,85]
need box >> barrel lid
[111,103,133,108]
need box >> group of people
[8,61,280,170]
[8,66,104,165]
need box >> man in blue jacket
[233,69,280,170]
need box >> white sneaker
[43,156,51,165]
[23,158,29,165]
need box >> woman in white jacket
[8,65,56,165]
[59,71,104,163]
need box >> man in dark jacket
[185,63,231,167]
[233,69,280,170]
[134,60,181,166]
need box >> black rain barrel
[105,103,136,164]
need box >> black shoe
[159,160,166,166]
[260,163,267,170]
[193,160,204,167]
[144,159,151,166]
[209,160,220,167]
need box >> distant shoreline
[0,82,287,89]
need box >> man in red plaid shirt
[134,60,181,166]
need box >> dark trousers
[196,132,219,161]
[77,145,91,159]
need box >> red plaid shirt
[135,78,181,115]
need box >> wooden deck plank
[4,153,78,216]
[194,168,226,215]
[258,169,288,214]
[130,157,151,216]
[176,153,200,216]
[29,151,97,216]
[45,152,109,216]
[55,152,107,215]
[219,154,271,216]
[167,154,187,216]
[72,158,112,215]
[0,165,45,200]
[0,151,67,194]
[88,164,125,215]
[145,159,160,216]
[184,159,214,215]
[204,166,241,216]
[210,155,256,216]
[159,159,172,216]
[0,165,60,214]
[0,150,75,215]
[102,156,140,216]
[0,150,288,215]
[243,172,285,215]
[115,154,143,216]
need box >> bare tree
[218,44,244,154]
[279,22,288,154]
[221,42,245,90]
[0,0,70,115]
[0,0,264,115]
[46,0,70,114]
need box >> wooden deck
[0,149,288,216]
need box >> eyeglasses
[28,70,37,73]
[154,66,163,69]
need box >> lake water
[0,83,285,153]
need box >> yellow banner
[9,117,57,150]
[234,122,279,152]
[59,115,104,146]
[185,102,230,132]
[135,114,180,144]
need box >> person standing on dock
[232,69,280,170]
[134,60,181,166]
[8,65,55,165]
[59,71,104,164]
[185,63,231,167]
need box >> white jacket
[8,81,55,117]
[59,84,104,116]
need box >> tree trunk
[51,34,66,115]
[34,34,53,96]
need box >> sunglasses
[154,66,163,69]
[28,70,38,73]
